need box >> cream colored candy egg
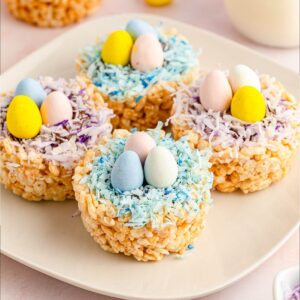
[40,91,73,126]
[144,146,178,188]
[124,131,156,163]
[200,70,233,112]
[131,34,164,72]
[229,64,261,93]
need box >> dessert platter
[1,14,299,300]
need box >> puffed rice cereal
[4,0,101,27]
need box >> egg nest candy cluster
[76,28,199,130]
[0,77,113,201]
[73,126,213,261]
[170,73,300,193]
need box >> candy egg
[200,70,233,112]
[15,78,46,107]
[144,146,178,188]
[125,19,157,40]
[131,34,164,72]
[230,86,266,123]
[6,95,42,139]
[124,132,156,163]
[40,91,72,126]
[101,30,133,66]
[229,64,261,93]
[111,151,144,191]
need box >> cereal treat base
[81,72,196,131]
[1,139,74,201]
[172,126,298,193]
[73,129,212,261]
[4,0,101,27]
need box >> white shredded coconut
[169,73,300,157]
[0,77,113,168]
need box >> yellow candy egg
[6,95,42,139]
[101,30,133,66]
[145,0,173,6]
[230,86,266,123]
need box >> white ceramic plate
[1,14,299,300]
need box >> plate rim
[1,13,300,300]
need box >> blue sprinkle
[164,187,173,195]
[141,78,148,88]
[135,95,143,103]
[130,128,138,133]
[93,80,102,87]
[146,75,154,81]
[108,90,120,96]
[187,244,194,250]
[178,159,183,165]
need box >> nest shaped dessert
[76,20,199,131]
[170,70,300,193]
[0,77,113,201]
[73,125,213,261]
[4,0,101,28]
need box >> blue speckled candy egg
[111,151,144,192]
[15,78,46,107]
[125,19,157,40]
[144,146,178,188]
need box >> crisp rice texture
[170,72,300,193]
[76,28,199,130]
[4,0,101,27]
[72,125,213,261]
[0,77,113,201]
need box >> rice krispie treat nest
[170,73,300,193]
[73,126,213,261]
[4,0,101,27]
[76,27,199,131]
[0,77,113,201]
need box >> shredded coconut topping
[169,73,300,156]
[82,123,213,229]
[78,30,199,101]
[0,77,113,168]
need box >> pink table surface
[1,0,299,299]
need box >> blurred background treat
[145,0,173,6]
[4,0,101,27]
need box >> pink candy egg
[200,70,233,112]
[124,131,156,163]
[131,34,164,72]
[40,91,73,126]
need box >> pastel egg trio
[101,19,164,72]
[200,64,266,123]
[111,132,178,191]
[6,78,73,139]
